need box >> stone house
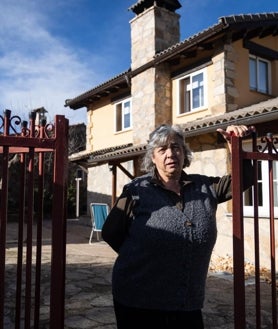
[65,0,278,267]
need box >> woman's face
[152,136,185,181]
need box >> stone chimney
[130,0,181,69]
[129,0,181,144]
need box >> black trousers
[114,300,204,329]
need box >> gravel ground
[209,254,275,285]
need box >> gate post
[0,110,11,329]
[50,115,69,329]
[231,135,246,329]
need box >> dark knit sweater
[102,167,252,311]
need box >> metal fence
[231,131,278,329]
[0,110,68,329]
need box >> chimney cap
[129,0,181,15]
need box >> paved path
[4,218,275,328]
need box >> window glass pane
[258,161,262,180]
[244,151,277,216]
[249,58,257,90]
[244,187,253,206]
[257,161,263,206]
[115,103,122,132]
[274,162,277,180]
[123,101,130,129]
[179,79,185,114]
[274,182,278,207]
[258,182,263,206]
[179,77,191,113]
[179,71,206,114]
[192,73,204,109]
[258,60,268,93]
[244,161,263,207]
[274,162,278,207]
[185,78,191,112]
[244,184,263,207]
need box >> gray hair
[141,124,192,174]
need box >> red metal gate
[231,131,278,329]
[0,110,68,328]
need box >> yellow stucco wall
[172,35,278,125]
[87,99,133,152]
[86,34,277,151]
[233,37,278,108]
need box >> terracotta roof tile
[66,12,278,109]
[181,98,278,136]
[70,98,278,166]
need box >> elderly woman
[102,124,253,329]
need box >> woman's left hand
[217,125,255,151]
[217,125,253,142]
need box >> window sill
[176,107,208,118]
[249,89,272,97]
[114,127,132,135]
[226,213,278,220]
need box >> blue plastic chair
[89,203,109,244]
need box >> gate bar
[24,112,36,329]
[266,135,277,328]
[0,110,12,329]
[34,121,46,327]
[231,135,246,329]
[49,115,68,329]
[15,153,26,329]
[251,135,262,329]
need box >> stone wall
[130,6,180,70]
[131,63,173,144]
[211,52,226,114]
[186,133,234,263]
[211,42,238,115]
[154,63,172,126]
[224,43,239,112]
[87,161,134,210]
[131,70,156,144]
[130,5,178,144]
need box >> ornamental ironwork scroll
[257,132,278,154]
[0,109,54,138]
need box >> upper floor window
[115,98,132,132]
[249,55,271,94]
[177,68,207,115]
[244,159,278,218]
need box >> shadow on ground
[3,218,275,329]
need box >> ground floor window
[244,159,278,218]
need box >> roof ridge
[220,12,278,25]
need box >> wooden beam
[117,163,135,180]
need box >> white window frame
[177,68,207,115]
[114,98,132,133]
[243,158,278,218]
[249,55,271,94]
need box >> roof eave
[65,13,278,110]
[65,70,131,110]
[69,98,278,168]
[65,23,228,110]
[182,109,278,138]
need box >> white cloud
[0,0,97,125]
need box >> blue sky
[0,0,277,125]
